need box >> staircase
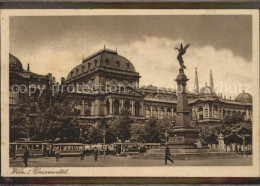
[129,148,238,160]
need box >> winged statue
[175,43,190,69]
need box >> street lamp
[165,132,169,145]
[242,135,245,157]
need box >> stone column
[109,98,113,115]
[131,101,135,116]
[175,68,190,127]
[82,100,85,116]
[212,105,214,118]
[91,100,95,116]
[171,108,174,117]
[94,99,101,116]
[141,102,144,116]
[203,105,206,119]
[120,99,124,112]
[151,106,153,117]
[246,109,249,120]
[197,107,200,120]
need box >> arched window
[173,108,177,117]
[106,100,110,115]
[167,108,171,116]
[135,102,141,116]
[198,107,203,120]
[227,110,231,115]
[153,107,158,118]
[84,101,91,116]
[114,99,120,115]
[124,100,131,111]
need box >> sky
[10,15,252,98]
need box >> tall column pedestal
[167,68,199,149]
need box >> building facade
[61,48,253,124]
[9,49,253,127]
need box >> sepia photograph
[1,9,259,177]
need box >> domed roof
[67,49,136,80]
[200,86,214,94]
[235,91,252,103]
[9,53,23,72]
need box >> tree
[110,108,132,142]
[130,124,147,143]
[223,113,244,125]
[205,133,218,145]
[156,115,176,142]
[142,117,160,143]
[10,93,44,141]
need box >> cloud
[13,36,252,98]
[116,36,253,98]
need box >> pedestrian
[43,145,47,157]
[23,148,29,167]
[46,146,50,157]
[93,147,98,161]
[80,146,85,160]
[165,145,174,165]
[55,147,60,162]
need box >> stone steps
[130,151,238,160]
[147,148,219,154]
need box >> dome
[200,86,214,94]
[67,48,136,80]
[235,91,252,103]
[9,53,23,72]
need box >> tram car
[52,143,85,156]
[9,141,51,157]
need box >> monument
[167,43,200,148]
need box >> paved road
[10,155,252,167]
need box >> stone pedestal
[218,133,225,150]
[167,68,199,148]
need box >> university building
[9,48,253,126]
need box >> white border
[1,9,259,177]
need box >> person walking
[80,146,85,160]
[93,147,98,161]
[23,148,29,167]
[165,145,174,165]
[55,147,60,162]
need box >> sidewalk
[10,155,252,167]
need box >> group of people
[22,145,174,167]
[80,147,99,161]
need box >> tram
[9,141,51,157]
[52,143,85,156]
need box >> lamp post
[242,135,246,157]
[165,132,169,145]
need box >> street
[10,155,252,167]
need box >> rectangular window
[126,63,130,70]
[94,60,98,66]
[82,66,85,72]
[9,91,19,105]
[88,63,91,69]
[116,61,120,68]
[76,69,79,74]
[105,59,109,66]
